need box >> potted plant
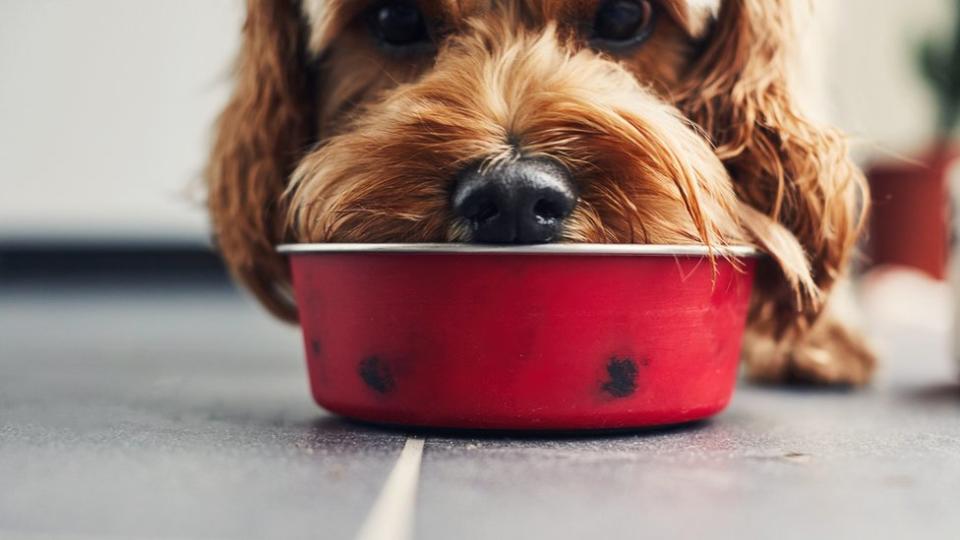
[868,0,960,279]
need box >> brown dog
[208,0,874,385]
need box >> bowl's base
[314,397,731,433]
[320,411,715,436]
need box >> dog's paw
[743,316,876,387]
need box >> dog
[207,0,875,385]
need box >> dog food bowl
[279,243,758,431]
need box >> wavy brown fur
[678,0,868,328]
[207,0,315,321]
[675,0,870,381]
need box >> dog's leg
[743,314,875,386]
[742,282,876,386]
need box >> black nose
[451,159,577,244]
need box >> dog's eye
[592,0,656,47]
[369,2,430,48]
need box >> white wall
[826,0,952,159]
[0,0,952,242]
[0,0,242,243]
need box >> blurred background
[0,0,239,243]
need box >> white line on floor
[355,437,426,540]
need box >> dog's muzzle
[451,158,577,244]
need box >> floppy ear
[680,0,867,316]
[207,0,316,322]
[737,200,821,334]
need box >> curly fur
[207,0,315,320]
[208,0,874,385]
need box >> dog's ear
[736,200,821,333]
[680,0,867,305]
[207,0,315,322]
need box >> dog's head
[208,0,865,324]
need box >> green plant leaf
[919,40,949,89]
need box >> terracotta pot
[867,143,959,279]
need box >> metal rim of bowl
[277,243,760,257]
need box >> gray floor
[1,284,958,540]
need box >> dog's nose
[452,159,577,244]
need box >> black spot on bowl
[311,340,322,356]
[602,357,638,398]
[359,356,395,394]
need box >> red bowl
[280,244,758,431]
